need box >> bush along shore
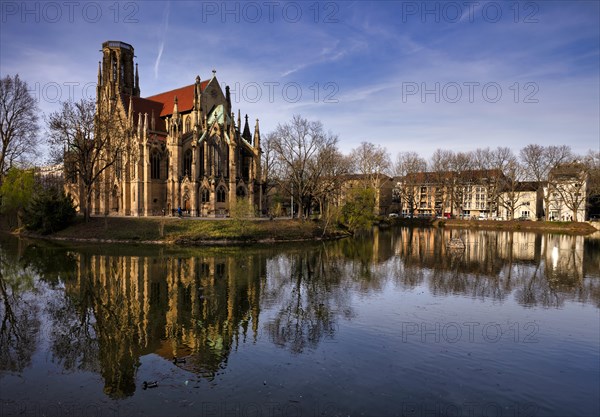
[15,216,351,245]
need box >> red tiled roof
[122,94,166,132]
[145,80,210,117]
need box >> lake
[1,227,599,417]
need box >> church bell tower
[97,41,140,100]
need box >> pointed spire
[195,75,202,106]
[173,95,179,116]
[143,112,148,134]
[137,112,142,137]
[237,110,241,131]
[254,118,261,148]
[242,114,251,141]
[97,61,102,85]
[128,95,133,124]
[134,63,139,96]
[225,85,231,111]
[212,69,216,79]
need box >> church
[82,40,262,217]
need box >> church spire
[242,114,251,141]
[134,63,140,96]
[254,118,261,148]
[97,61,102,86]
[173,95,179,116]
[225,85,231,113]
[128,95,134,126]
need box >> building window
[216,187,226,203]
[201,188,210,203]
[185,117,191,133]
[151,151,161,179]
[183,149,192,177]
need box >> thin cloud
[154,1,171,79]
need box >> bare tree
[520,144,572,220]
[312,147,351,218]
[549,161,589,221]
[260,132,281,215]
[350,141,391,189]
[429,149,454,216]
[46,98,130,222]
[497,157,527,220]
[271,115,338,219]
[470,147,512,217]
[448,151,473,216]
[584,149,600,218]
[0,75,39,183]
[394,151,427,216]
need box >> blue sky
[1,0,599,161]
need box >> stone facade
[79,41,262,217]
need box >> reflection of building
[544,234,584,281]
[68,41,262,217]
[65,251,264,397]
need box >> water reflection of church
[67,252,264,397]
[58,230,599,397]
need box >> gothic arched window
[216,187,226,203]
[201,188,210,203]
[151,151,161,179]
[236,187,246,198]
[183,149,192,177]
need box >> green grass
[47,216,348,244]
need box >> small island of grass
[21,216,350,245]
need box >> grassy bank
[19,216,349,245]
[431,218,597,234]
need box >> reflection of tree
[266,248,343,353]
[7,240,102,377]
[1,226,599,403]
[0,239,40,373]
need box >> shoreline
[429,218,598,235]
[4,216,598,247]
[8,216,350,247]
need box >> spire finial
[242,114,251,141]
[212,69,216,78]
